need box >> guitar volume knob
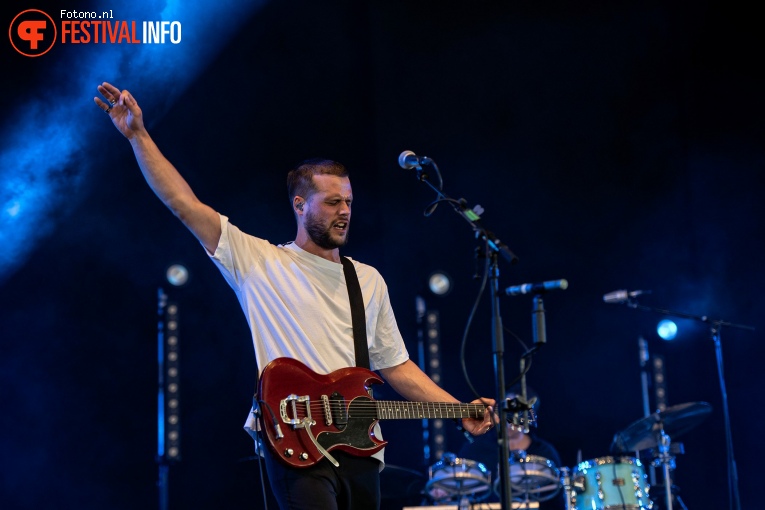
[284,449,294,457]
[299,452,309,461]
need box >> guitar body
[257,357,387,468]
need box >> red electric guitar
[256,357,489,468]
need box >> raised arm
[94,82,221,254]
[379,359,495,436]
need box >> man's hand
[94,82,144,140]
[461,397,497,436]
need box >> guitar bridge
[321,395,332,426]
[280,394,313,428]
[278,393,340,468]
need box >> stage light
[158,288,181,463]
[428,272,452,296]
[657,319,678,341]
[423,310,445,460]
[166,264,189,286]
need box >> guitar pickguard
[316,396,379,452]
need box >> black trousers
[262,446,381,510]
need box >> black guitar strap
[254,255,370,407]
[340,256,370,369]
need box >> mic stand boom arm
[411,164,519,265]
[410,162,518,509]
[624,301,754,332]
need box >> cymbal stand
[654,426,677,510]
[520,485,534,509]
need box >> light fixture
[166,264,189,286]
[428,271,452,296]
[657,319,678,341]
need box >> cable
[255,440,269,510]
[251,414,270,510]
[502,327,535,390]
[459,238,491,405]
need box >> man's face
[302,174,352,249]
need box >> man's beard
[305,212,349,249]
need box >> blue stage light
[657,319,678,341]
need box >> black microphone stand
[407,160,519,510]
[620,298,754,510]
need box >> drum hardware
[560,467,573,510]
[654,427,676,510]
[645,441,684,458]
[425,453,492,504]
[560,466,586,510]
[610,402,712,510]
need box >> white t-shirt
[208,214,410,463]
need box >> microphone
[602,289,647,304]
[398,150,432,169]
[505,279,568,296]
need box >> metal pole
[489,253,512,509]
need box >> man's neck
[294,234,340,263]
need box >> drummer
[458,384,565,509]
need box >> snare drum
[494,452,561,502]
[426,453,491,502]
[572,456,652,510]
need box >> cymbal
[611,401,712,452]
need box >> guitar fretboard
[375,401,485,420]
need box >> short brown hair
[287,158,348,203]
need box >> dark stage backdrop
[2,1,763,509]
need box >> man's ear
[294,197,305,211]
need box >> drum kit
[415,401,711,509]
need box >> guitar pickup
[321,395,332,426]
[280,394,312,428]
[329,392,348,428]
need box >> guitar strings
[277,401,487,419]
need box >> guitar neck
[375,401,485,421]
